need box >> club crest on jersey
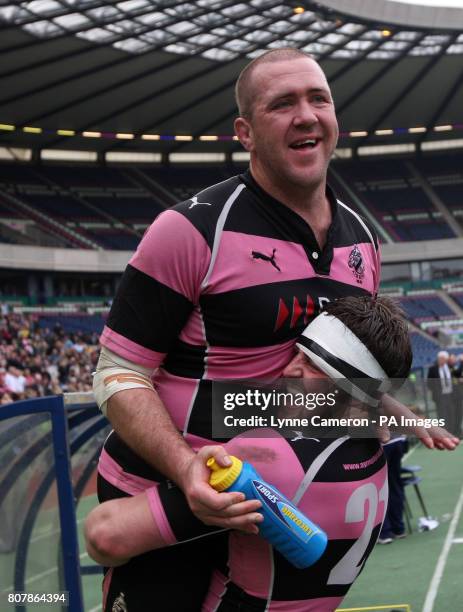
[348,245,365,283]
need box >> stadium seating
[450,292,463,309]
[413,155,463,231]
[146,165,231,202]
[332,157,456,241]
[0,163,168,249]
[37,314,105,335]
[1,156,462,247]
[399,294,459,324]
[409,331,440,369]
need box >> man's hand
[106,391,263,532]
[412,424,459,451]
[178,445,263,534]
[381,394,459,450]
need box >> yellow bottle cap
[207,455,243,492]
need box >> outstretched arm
[380,394,459,450]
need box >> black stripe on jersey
[228,174,329,245]
[163,339,206,378]
[241,170,378,252]
[200,277,370,348]
[157,481,218,542]
[106,264,193,354]
[103,431,168,482]
[271,523,382,600]
[285,438,384,481]
[173,176,243,251]
[216,582,267,611]
[315,438,385,483]
[183,380,222,440]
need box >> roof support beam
[0,0,239,96]
[353,34,457,149]
[405,160,463,238]
[418,63,463,147]
[12,0,283,139]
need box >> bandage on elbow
[93,346,156,415]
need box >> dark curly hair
[323,295,412,380]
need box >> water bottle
[207,455,327,569]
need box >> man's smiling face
[235,57,339,195]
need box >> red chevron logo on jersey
[274,295,317,331]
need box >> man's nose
[293,100,318,127]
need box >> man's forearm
[106,387,194,489]
[105,387,264,530]
[380,393,414,420]
[381,393,459,450]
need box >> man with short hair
[93,49,456,611]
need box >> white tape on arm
[93,346,156,416]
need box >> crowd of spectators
[0,308,99,405]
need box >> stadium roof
[0,0,462,156]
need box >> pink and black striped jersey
[204,434,387,611]
[100,171,380,475]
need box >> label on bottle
[252,480,318,543]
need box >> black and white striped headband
[296,311,392,407]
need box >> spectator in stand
[428,351,454,432]
[5,366,26,395]
[1,392,13,405]
[449,353,463,437]
[0,308,98,404]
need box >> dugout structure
[0,394,109,612]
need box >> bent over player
[88,295,415,611]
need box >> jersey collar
[241,169,339,275]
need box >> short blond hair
[235,48,315,119]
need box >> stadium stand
[0,309,100,404]
[409,331,440,369]
[2,1,463,610]
[450,292,463,310]
[0,163,168,249]
[333,158,457,241]
[146,165,232,201]
[414,154,463,232]
[2,156,462,249]
[399,294,459,324]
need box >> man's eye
[312,95,328,104]
[272,100,291,109]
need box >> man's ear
[234,117,253,152]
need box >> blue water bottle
[207,456,327,568]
